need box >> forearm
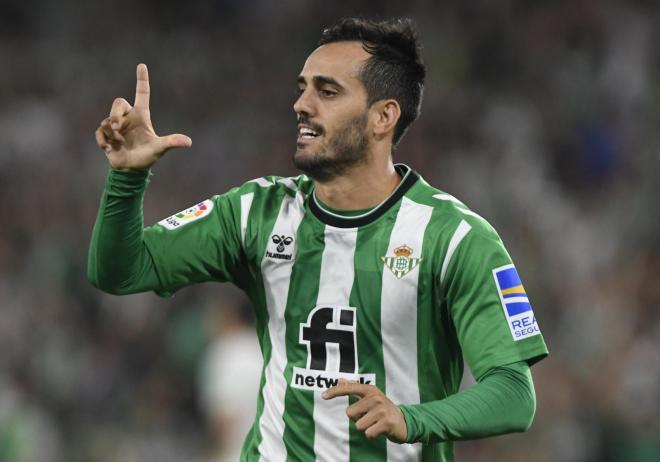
[400,361,535,444]
[87,169,161,294]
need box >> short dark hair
[318,17,425,146]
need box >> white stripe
[277,177,299,191]
[240,192,255,248]
[432,192,464,205]
[439,220,472,285]
[456,207,486,220]
[250,177,274,187]
[503,296,529,304]
[257,192,306,462]
[381,197,433,462]
[433,193,487,221]
[313,226,358,462]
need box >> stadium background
[1,0,659,460]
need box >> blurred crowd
[0,0,658,460]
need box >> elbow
[510,391,537,434]
[505,362,537,434]
[87,263,102,290]
[87,251,109,293]
[87,265,129,296]
[523,397,537,432]
[512,408,535,433]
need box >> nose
[293,88,316,117]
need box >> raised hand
[95,63,192,171]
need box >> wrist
[110,167,151,175]
[111,167,150,173]
[106,168,152,197]
[398,405,421,444]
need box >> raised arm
[88,64,192,295]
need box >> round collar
[308,164,420,228]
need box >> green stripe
[417,211,464,461]
[347,213,399,461]
[404,184,462,461]
[281,214,326,461]
[240,186,289,460]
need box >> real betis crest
[381,244,422,279]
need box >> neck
[313,155,401,211]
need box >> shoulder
[209,174,313,211]
[217,174,313,200]
[406,174,499,242]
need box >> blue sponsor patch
[492,264,541,341]
[496,267,522,290]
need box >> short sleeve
[443,225,548,380]
[143,190,245,296]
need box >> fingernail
[322,391,328,399]
[111,122,120,130]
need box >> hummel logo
[272,235,293,252]
[266,234,294,260]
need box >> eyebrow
[297,75,345,89]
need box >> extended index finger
[322,380,371,400]
[134,63,150,109]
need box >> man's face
[293,41,372,182]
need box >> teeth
[300,127,319,137]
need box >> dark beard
[293,112,369,182]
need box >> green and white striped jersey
[144,164,548,461]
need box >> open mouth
[298,126,322,142]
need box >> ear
[370,99,401,142]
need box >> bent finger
[95,127,109,150]
[346,396,377,421]
[364,421,389,440]
[100,118,115,139]
[323,381,371,400]
[355,410,380,432]
[100,118,126,144]
[109,97,132,129]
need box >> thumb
[159,133,193,151]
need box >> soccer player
[90,18,548,461]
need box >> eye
[319,89,337,98]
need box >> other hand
[323,380,408,443]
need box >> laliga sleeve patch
[158,199,214,230]
[492,264,541,341]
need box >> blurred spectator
[198,298,262,462]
